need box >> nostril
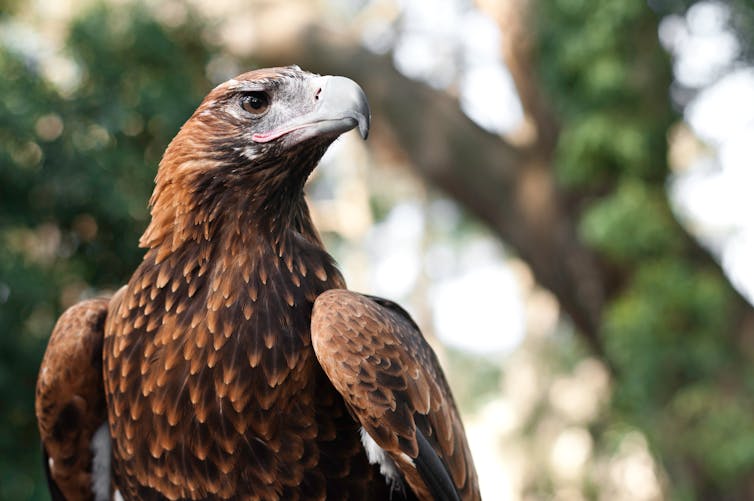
[314,88,322,101]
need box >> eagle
[35,65,480,501]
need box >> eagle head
[174,65,369,170]
[142,66,371,248]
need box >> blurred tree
[0,4,217,498]
[534,1,754,498]
[653,0,754,62]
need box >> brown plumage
[35,66,480,500]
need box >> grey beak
[316,76,371,139]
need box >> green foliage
[556,113,664,186]
[0,4,218,498]
[537,0,754,497]
[670,383,754,486]
[538,0,672,189]
[580,181,684,263]
[605,261,732,409]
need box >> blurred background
[2,0,754,499]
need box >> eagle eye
[241,92,270,115]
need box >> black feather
[414,429,461,501]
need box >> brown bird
[35,65,480,501]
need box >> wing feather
[311,289,480,501]
[35,297,112,501]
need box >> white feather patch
[360,427,402,488]
[90,423,111,501]
[240,145,259,161]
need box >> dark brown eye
[241,92,270,115]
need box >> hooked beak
[252,75,371,144]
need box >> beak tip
[323,75,371,140]
[358,116,370,140]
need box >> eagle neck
[140,150,325,258]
